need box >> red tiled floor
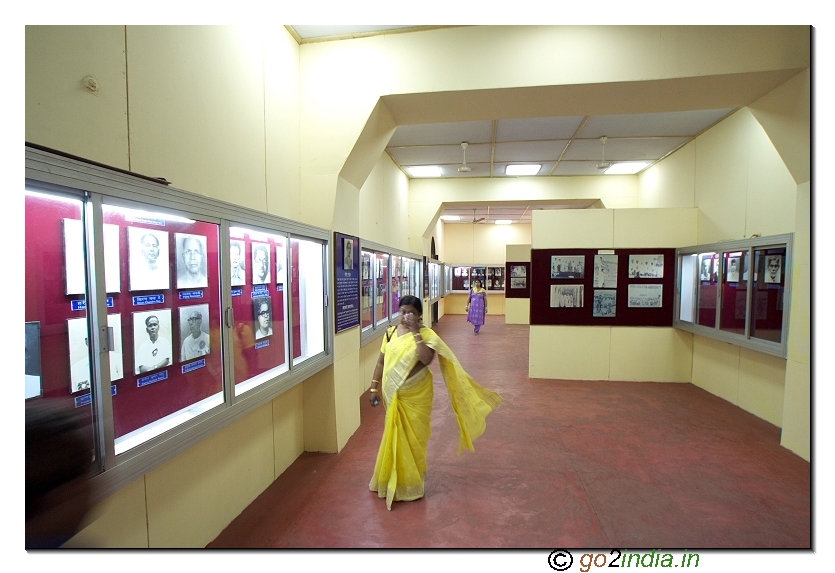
[208,315,810,549]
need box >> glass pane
[290,237,325,365]
[102,204,224,454]
[25,188,97,457]
[696,253,718,328]
[751,247,786,343]
[229,226,289,396]
[489,266,505,290]
[374,252,389,325]
[453,266,470,291]
[719,251,748,335]
[391,256,402,316]
[678,253,698,323]
[361,250,373,330]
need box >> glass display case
[675,235,792,357]
[361,250,373,330]
[358,243,422,342]
[450,265,505,292]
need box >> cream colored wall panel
[507,244,531,262]
[443,225,477,264]
[787,262,810,364]
[793,182,810,266]
[694,110,753,244]
[532,210,614,249]
[334,352,361,451]
[691,335,740,405]
[64,477,148,548]
[303,366,338,453]
[334,328,360,362]
[745,124,797,237]
[609,328,692,382]
[638,142,696,209]
[613,208,698,248]
[737,348,786,427]
[272,385,305,477]
[529,326,611,380]
[125,26,267,211]
[505,299,530,324]
[145,402,275,548]
[265,28,302,222]
[781,358,810,461]
[360,154,411,250]
[445,293,469,314]
[301,174,340,229]
[25,26,129,169]
[361,336,384,395]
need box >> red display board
[530,248,676,327]
[504,262,531,298]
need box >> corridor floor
[208,315,810,549]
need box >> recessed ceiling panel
[494,141,569,162]
[389,143,492,166]
[388,121,494,146]
[496,116,584,141]
[553,161,611,176]
[562,137,690,161]
[493,161,557,177]
[438,163,492,177]
[290,25,419,40]
[579,109,735,138]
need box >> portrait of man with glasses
[253,297,273,340]
[179,304,210,361]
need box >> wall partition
[24,145,332,496]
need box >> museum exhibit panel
[450,265,506,293]
[25,145,332,489]
[674,234,792,358]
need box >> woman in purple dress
[466,279,488,335]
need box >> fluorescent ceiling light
[505,164,541,176]
[604,162,649,175]
[407,165,442,177]
[495,220,512,225]
[440,215,460,221]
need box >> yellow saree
[369,326,503,510]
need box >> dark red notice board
[504,262,531,299]
[530,248,676,326]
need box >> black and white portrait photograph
[764,255,782,284]
[344,237,354,270]
[510,277,527,289]
[133,309,173,375]
[593,254,618,288]
[175,233,208,289]
[593,290,617,318]
[550,284,584,308]
[230,239,246,286]
[510,265,527,278]
[252,242,271,285]
[25,322,42,400]
[627,284,663,308]
[179,304,210,362]
[128,227,170,292]
[68,314,124,393]
[253,297,273,340]
[726,256,741,283]
[64,219,121,295]
[550,256,585,279]
[699,255,715,282]
[275,241,286,285]
[628,254,664,279]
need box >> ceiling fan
[597,136,611,170]
[458,142,472,173]
[470,208,486,224]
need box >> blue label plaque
[182,359,206,374]
[137,370,168,387]
[133,294,165,306]
[74,385,117,408]
[179,290,204,300]
[255,340,270,349]
[231,288,243,297]
[72,297,114,311]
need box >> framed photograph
[179,304,210,361]
[764,255,782,284]
[510,277,527,289]
[726,256,741,283]
[627,284,663,308]
[699,255,715,283]
[510,265,527,278]
[593,254,618,288]
[64,219,121,294]
[230,239,246,286]
[593,290,617,318]
[628,254,664,279]
[252,242,271,285]
[550,284,584,308]
[274,240,286,285]
[550,256,585,279]
[25,322,42,400]
[133,309,173,375]
[68,314,124,393]
[128,227,170,292]
[343,237,354,270]
[175,233,208,289]
[253,297,274,340]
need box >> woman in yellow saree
[368,296,503,510]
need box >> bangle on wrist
[369,388,378,393]
[371,379,380,385]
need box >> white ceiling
[287,26,738,224]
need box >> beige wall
[505,244,532,324]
